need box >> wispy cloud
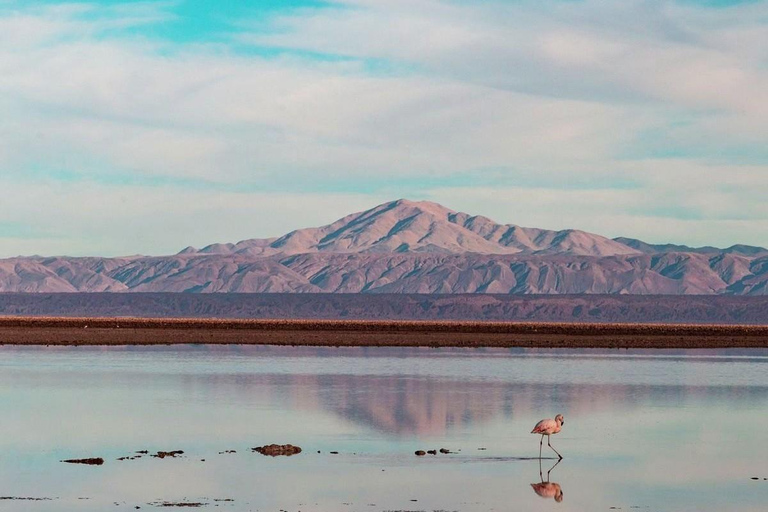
[1,0,766,255]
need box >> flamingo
[531,414,564,459]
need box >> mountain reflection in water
[174,371,768,436]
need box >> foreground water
[1,346,767,511]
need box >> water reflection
[178,372,768,437]
[531,458,564,503]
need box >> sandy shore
[0,317,767,348]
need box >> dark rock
[415,450,426,456]
[149,501,205,507]
[0,497,54,501]
[252,444,302,457]
[152,450,184,459]
[427,450,437,455]
[61,458,104,466]
[439,448,450,454]
[330,451,339,454]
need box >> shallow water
[1,346,767,511]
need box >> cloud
[0,1,174,47]
[249,0,768,145]
[0,0,766,254]
[0,34,640,181]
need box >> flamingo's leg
[539,435,544,459]
[547,435,563,460]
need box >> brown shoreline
[1,317,767,348]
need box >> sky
[0,0,766,257]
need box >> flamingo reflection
[530,458,563,503]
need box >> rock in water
[61,458,104,466]
[152,450,184,459]
[252,444,302,457]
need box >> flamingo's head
[555,489,564,503]
[555,414,564,425]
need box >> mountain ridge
[4,293,768,324]
[180,199,766,258]
[1,199,766,295]
[183,199,646,257]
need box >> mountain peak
[186,199,641,257]
[365,198,455,220]
[269,197,478,255]
[388,198,452,210]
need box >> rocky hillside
[1,199,766,294]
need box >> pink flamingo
[531,414,564,459]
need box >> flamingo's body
[531,414,564,459]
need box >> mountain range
[2,199,767,294]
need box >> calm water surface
[1,346,767,511]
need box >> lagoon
[1,346,767,511]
